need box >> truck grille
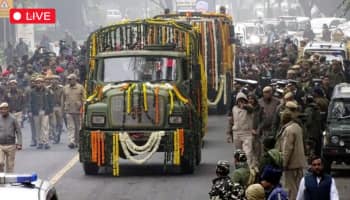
[110,94,165,128]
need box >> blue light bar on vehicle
[0,173,37,184]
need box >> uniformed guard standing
[0,102,22,172]
[28,77,53,150]
[63,74,85,149]
[5,80,25,126]
[25,76,37,146]
[48,75,64,144]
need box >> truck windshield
[101,56,180,83]
[329,101,350,119]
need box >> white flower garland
[119,131,165,164]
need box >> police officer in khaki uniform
[5,79,25,126]
[48,75,64,144]
[0,102,22,172]
[63,73,85,149]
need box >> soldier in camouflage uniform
[231,149,253,189]
[5,80,25,126]
[47,75,64,144]
[210,160,244,200]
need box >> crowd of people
[210,35,343,199]
[0,34,86,172]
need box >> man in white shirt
[296,156,339,200]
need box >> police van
[303,41,348,63]
[322,83,350,172]
[0,173,58,200]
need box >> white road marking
[49,154,79,185]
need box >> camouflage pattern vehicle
[154,11,236,114]
[80,19,207,175]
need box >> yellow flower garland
[173,129,180,165]
[142,84,148,112]
[113,132,119,176]
[168,89,174,115]
[127,84,136,114]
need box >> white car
[0,173,58,200]
[235,22,266,47]
[311,17,346,36]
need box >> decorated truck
[154,11,236,114]
[79,19,207,175]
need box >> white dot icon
[13,12,21,21]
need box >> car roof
[332,83,350,99]
[304,41,346,51]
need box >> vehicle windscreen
[285,21,298,31]
[304,50,346,60]
[101,56,181,82]
[329,100,350,119]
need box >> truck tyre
[83,163,99,175]
[196,137,202,165]
[181,150,195,174]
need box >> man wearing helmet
[231,149,253,189]
[209,160,244,200]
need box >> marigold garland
[154,87,160,125]
[90,131,105,166]
[142,83,148,112]
[168,89,174,115]
[127,84,136,114]
[113,133,119,176]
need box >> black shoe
[37,144,43,149]
[68,143,75,149]
[44,144,50,149]
[30,142,37,147]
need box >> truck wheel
[83,163,99,175]
[196,138,202,165]
[181,151,195,174]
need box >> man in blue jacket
[260,165,288,200]
[296,156,339,200]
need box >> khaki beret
[9,79,17,84]
[263,86,273,92]
[291,65,300,69]
[287,70,296,74]
[286,101,298,109]
[67,73,77,79]
[284,92,294,99]
[0,102,9,108]
[35,77,44,81]
[245,184,265,200]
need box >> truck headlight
[91,115,106,126]
[331,136,339,144]
[169,116,183,124]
